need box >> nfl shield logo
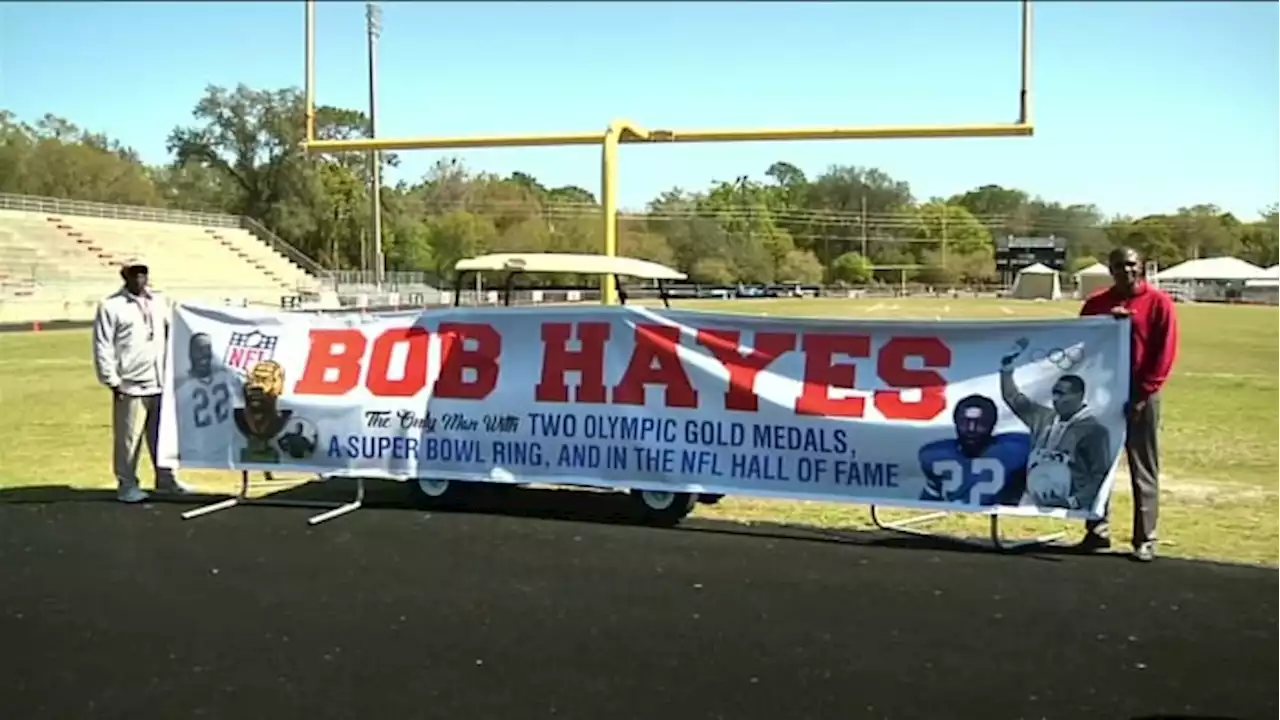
[223,330,279,374]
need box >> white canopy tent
[1153,256,1272,303]
[1153,257,1267,283]
[1009,262,1062,300]
[1244,263,1279,289]
[1074,262,1112,297]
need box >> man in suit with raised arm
[998,351,1113,517]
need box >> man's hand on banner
[1000,338,1029,369]
[1110,306,1131,319]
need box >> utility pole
[366,2,385,288]
[941,208,949,266]
[859,195,868,257]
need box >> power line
[393,198,1110,235]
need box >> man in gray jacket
[92,259,188,502]
[998,347,1113,513]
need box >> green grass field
[1,297,1275,565]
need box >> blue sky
[2,1,1276,219]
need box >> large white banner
[158,303,1131,519]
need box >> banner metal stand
[181,471,366,526]
[868,506,1067,552]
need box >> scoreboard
[995,235,1068,284]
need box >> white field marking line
[996,304,1074,316]
[1179,371,1277,379]
[1108,471,1273,501]
[0,358,91,367]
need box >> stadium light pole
[304,0,315,143]
[366,1,385,289]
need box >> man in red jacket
[1077,245,1179,561]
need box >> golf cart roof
[454,253,687,281]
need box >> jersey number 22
[193,383,230,428]
[931,457,1006,505]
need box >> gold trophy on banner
[233,360,293,464]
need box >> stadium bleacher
[0,197,325,325]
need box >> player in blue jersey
[917,394,1031,507]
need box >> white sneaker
[117,486,150,503]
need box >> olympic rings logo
[1028,345,1086,371]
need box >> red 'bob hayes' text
[292,321,952,422]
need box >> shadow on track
[0,480,1075,559]
[0,482,1275,720]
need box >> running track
[0,483,1274,720]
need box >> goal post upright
[298,0,1035,308]
[285,0,1047,539]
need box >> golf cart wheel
[630,489,697,527]
[407,478,475,510]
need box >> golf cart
[406,252,721,526]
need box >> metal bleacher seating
[0,194,328,325]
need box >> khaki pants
[1086,393,1161,546]
[112,393,178,491]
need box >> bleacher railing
[239,216,332,283]
[0,193,333,286]
[0,273,324,298]
[0,193,238,228]
[330,270,444,290]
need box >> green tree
[829,252,875,284]
[776,250,824,284]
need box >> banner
[157,303,1131,519]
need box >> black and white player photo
[998,340,1113,511]
[175,332,241,461]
